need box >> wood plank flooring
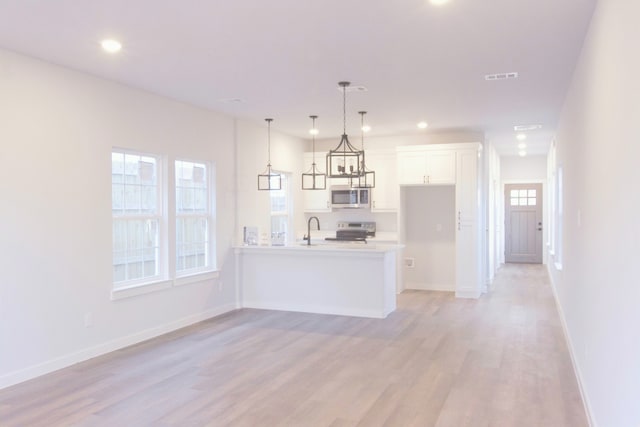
[0,264,588,426]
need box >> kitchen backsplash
[300,211,397,240]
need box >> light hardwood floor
[0,264,587,426]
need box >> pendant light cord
[360,111,365,150]
[311,115,317,166]
[266,118,273,166]
[343,85,347,135]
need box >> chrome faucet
[304,216,320,245]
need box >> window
[270,172,291,245]
[112,151,216,294]
[510,189,537,206]
[175,160,211,274]
[112,150,162,287]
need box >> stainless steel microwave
[330,186,370,209]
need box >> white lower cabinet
[366,149,398,212]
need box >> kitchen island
[234,243,402,319]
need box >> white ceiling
[0,0,596,156]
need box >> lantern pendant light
[351,111,375,188]
[326,81,365,179]
[302,115,327,190]
[257,118,282,191]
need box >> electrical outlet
[404,258,415,268]
[84,312,93,328]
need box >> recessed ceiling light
[101,39,122,53]
[417,121,429,129]
[430,0,450,5]
[362,125,371,133]
[516,133,527,141]
[309,128,319,136]
[518,142,527,149]
[518,150,527,157]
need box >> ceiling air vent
[484,72,518,81]
[514,124,542,131]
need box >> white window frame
[111,150,219,299]
[111,149,165,290]
[174,159,216,278]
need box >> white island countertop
[235,241,403,254]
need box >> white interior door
[505,184,542,264]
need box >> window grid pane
[112,149,161,286]
[176,160,210,273]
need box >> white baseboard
[455,289,482,298]
[404,282,455,292]
[546,266,596,427]
[242,300,388,319]
[0,303,237,390]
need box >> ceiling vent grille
[514,124,542,131]
[484,72,518,81]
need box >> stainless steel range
[324,221,376,242]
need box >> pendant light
[351,111,375,188]
[326,81,365,179]
[257,118,282,191]
[302,115,327,190]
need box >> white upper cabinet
[396,147,456,185]
[302,152,331,212]
[365,149,398,212]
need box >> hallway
[0,264,587,426]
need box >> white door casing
[505,183,543,263]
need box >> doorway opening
[504,183,543,263]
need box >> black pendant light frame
[326,81,365,179]
[257,118,282,191]
[302,115,327,190]
[351,111,375,188]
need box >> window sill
[174,270,219,287]
[111,270,220,300]
[111,279,173,300]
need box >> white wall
[500,155,547,181]
[0,49,238,387]
[550,0,640,425]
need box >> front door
[505,183,543,263]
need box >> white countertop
[235,241,403,254]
